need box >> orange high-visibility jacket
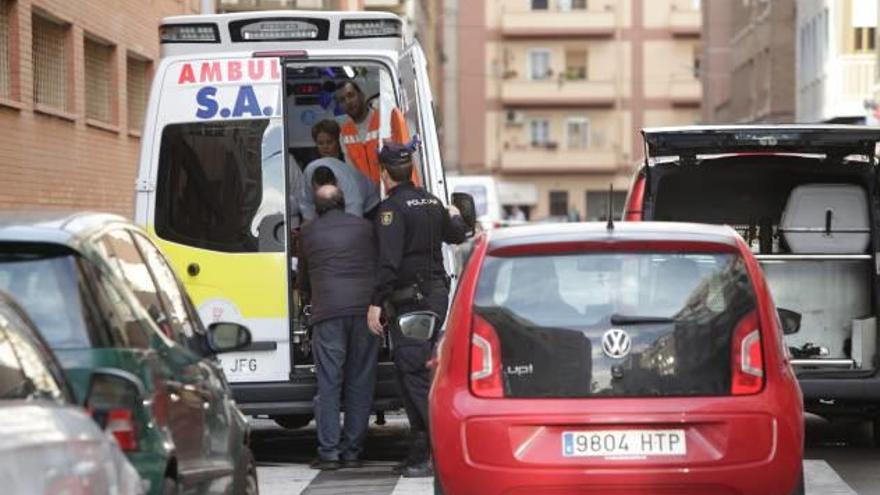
[340,107,414,184]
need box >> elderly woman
[311,119,346,161]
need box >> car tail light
[469,315,503,398]
[106,409,138,451]
[731,312,764,395]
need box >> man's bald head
[315,184,345,215]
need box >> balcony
[499,147,619,174]
[668,77,701,106]
[668,7,700,37]
[501,6,616,39]
[501,79,617,108]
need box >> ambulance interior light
[160,24,220,44]
[340,19,402,40]
[231,18,330,42]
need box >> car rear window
[0,251,96,350]
[473,251,757,398]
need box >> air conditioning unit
[505,110,524,126]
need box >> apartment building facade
[0,0,200,215]
[797,0,877,123]
[701,0,796,124]
[448,0,702,221]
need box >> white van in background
[445,175,503,230]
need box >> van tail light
[731,312,764,395]
[469,315,503,398]
[105,409,139,451]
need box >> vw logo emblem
[602,329,632,359]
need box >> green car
[0,212,258,495]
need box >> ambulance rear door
[142,55,292,384]
[397,43,460,281]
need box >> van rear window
[473,252,757,398]
[155,119,286,253]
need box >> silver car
[0,291,144,495]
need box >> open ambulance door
[143,55,292,385]
[397,43,460,281]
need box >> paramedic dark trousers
[313,315,380,461]
[390,281,449,462]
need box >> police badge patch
[380,211,394,226]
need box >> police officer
[367,139,468,478]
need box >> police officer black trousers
[390,282,448,469]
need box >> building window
[32,13,70,111]
[85,37,115,123]
[853,26,876,53]
[549,191,568,217]
[531,0,549,10]
[564,49,587,80]
[529,119,550,147]
[0,0,11,99]
[127,55,149,131]
[529,49,551,80]
[566,118,590,150]
[586,190,626,221]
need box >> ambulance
[134,10,470,427]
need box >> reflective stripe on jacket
[340,107,412,184]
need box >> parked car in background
[426,222,804,495]
[626,125,880,442]
[446,175,504,231]
[0,212,257,495]
[0,290,144,495]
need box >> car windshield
[0,252,92,350]
[473,251,756,398]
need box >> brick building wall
[0,0,199,216]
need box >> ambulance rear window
[155,119,286,253]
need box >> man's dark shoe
[310,458,341,471]
[400,460,433,478]
[341,458,363,469]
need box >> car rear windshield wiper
[610,314,676,325]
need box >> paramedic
[366,140,468,478]
[299,158,380,221]
[299,185,379,470]
[337,81,410,184]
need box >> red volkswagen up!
[429,222,804,495]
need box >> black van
[626,125,880,442]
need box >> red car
[429,222,804,495]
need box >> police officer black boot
[393,430,428,474]
[400,455,433,478]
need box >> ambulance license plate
[561,429,686,457]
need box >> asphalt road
[251,413,880,495]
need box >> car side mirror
[397,311,441,341]
[451,192,478,231]
[207,322,252,353]
[778,308,802,335]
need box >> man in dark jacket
[299,185,378,470]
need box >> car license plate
[562,429,686,458]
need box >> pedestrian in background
[299,185,379,470]
[367,140,469,478]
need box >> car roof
[0,211,130,251]
[486,221,742,251]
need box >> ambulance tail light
[159,24,220,44]
[469,315,503,398]
[232,19,328,42]
[731,311,765,396]
[340,19,402,40]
